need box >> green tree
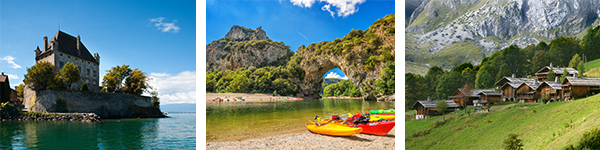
[60,62,80,90]
[578,61,585,76]
[549,37,582,66]
[151,90,160,109]
[502,134,524,150]
[206,72,217,92]
[102,65,132,93]
[16,84,24,99]
[406,73,427,109]
[123,69,150,96]
[583,26,600,60]
[560,68,568,82]
[425,66,446,96]
[569,54,582,69]
[475,68,495,89]
[226,74,251,93]
[435,71,463,99]
[24,62,61,90]
[548,67,556,82]
[80,82,89,91]
[531,50,550,73]
[436,100,449,121]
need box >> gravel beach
[207,127,395,149]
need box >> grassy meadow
[405,94,600,149]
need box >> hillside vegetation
[406,94,600,149]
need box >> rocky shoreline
[0,113,101,122]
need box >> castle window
[68,56,70,58]
[78,66,81,72]
[87,68,90,75]
[75,58,77,60]
[60,53,63,56]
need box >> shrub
[564,128,600,150]
[431,120,446,128]
[0,102,20,117]
[412,129,431,138]
[55,97,68,113]
[502,133,524,150]
[80,82,89,91]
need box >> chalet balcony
[517,95,535,99]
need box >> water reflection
[0,119,159,149]
[206,99,395,142]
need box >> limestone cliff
[406,0,600,74]
[296,14,395,100]
[206,25,293,71]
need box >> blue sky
[0,0,196,105]
[206,0,395,80]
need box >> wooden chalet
[448,89,498,108]
[561,77,600,100]
[537,80,562,102]
[515,81,540,103]
[475,90,502,106]
[534,64,578,82]
[499,82,523,102]
[494,74,536,88]
[412,100,459,120]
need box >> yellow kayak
[306,121,362,136]
[371,115,395,120]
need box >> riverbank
[320,96,363,99]
[206,93,303,103]
[207,127,395,149]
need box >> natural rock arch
[296,44,392,100]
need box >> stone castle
[34,31,100,91]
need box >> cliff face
[406,0,600,74]
[206,25,293,71]
[296,14,395,100]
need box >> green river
[206,99,395,142]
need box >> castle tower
[43,36,48,51]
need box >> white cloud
[146,71,196,104]
[1,56,21,69]
[288,0,366,17]
[324,72,349,80]
[149,17,180,33]
[290,0,316,8]
[5,74,19,80]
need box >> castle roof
[44,30,98,64]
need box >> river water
[0,112,196,149]
[206,99,395,142]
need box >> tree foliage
[151,90,160,109]
[102,65,151,96]
[502,133,524,150]
[436,100,449,120]
[24,62,64,90]
[322,80,360,97]
[103,65,132,93]
[16,84,24,99]
[60,62,80,90]
[548,67,556,82]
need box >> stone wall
[23,87,160,118]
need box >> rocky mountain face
[296,14,395,100]
[206,25,293,71]
[406,0,600,74]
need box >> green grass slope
[406,94,600,149]
[583,58,600,77]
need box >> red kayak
[355,121,395,135]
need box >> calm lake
[0,112,196,149]
[206,99,395,142]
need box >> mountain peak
[225,25,269,40]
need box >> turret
[77,35,81,56]
[94,53,100,64]
[35,46,41,57]
[43,36,48,51]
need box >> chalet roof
[412,100,460,109]
[518,81,541,90]
[535,66,578,76]
[41,30,98,64]
[561,77,600,86]
[500,82,523,90]
[479,90,502,96]
[494,77,536,87]
[540,81,562,90]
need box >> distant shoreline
[206,93,303,103]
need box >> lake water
[206,99,395,142]
[0,112,196,149]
